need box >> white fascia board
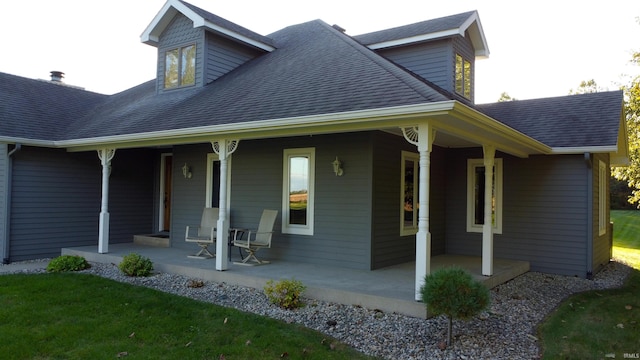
[58,102,457,149]
[141,0,274,52]
[140,0,179,45]
[550,146,619,154]
[459,11,489,58]
[0,136,55,147]
[367,29,460,50]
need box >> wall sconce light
[332,156,344,176]
[182,163,192,179]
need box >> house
[0,0,627,302]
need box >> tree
[612,50,640,206]
[568,79,607,94]
[497,92,516,102]
[420,267,490,347]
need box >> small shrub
[118,253,154,277]
[264,278,306,309]
[420,266,490,346]
[46,255,90,272]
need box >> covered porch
[63,243,529,318]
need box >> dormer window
[164,44,196,89]
[455,54,471,98]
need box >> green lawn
[0,273,375,360]
[538,210,640,359]
[611,210,640,268]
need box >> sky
[1,0,639,104]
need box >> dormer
[355,11,488,104]
[141,0,275,94]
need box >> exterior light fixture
[332,156,343,176]
[182,163,192,179]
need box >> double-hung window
[282,148,315,235]
[467,158,503,234]
[164,44,196,89]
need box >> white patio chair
[231,209,278,265]
[185,207,218,259]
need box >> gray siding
[169,144,213,249]
[379,39,452,92]
[206,33,262,83]
[8,147,155,261]
[445,149,590,277]
[370,134,446,269]
[168,135,376,269]
[0,144,7,262]
[592,153,612,273]
[157,13,205,93]
[377,34,475,102]
[230,134,374,270]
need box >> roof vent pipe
[50,71,64,82]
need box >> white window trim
[400,151,419,236]
[466,158,503,234]
[205,153,232,211]
[282,148,315,235]
[598,160,607,236]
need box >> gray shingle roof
[0,73,106,140]
[354,11,477,45]
[63,20,450,139]
[0,11,624,152]
[477,91,624,148]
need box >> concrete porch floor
[62,243,529,318]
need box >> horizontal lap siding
[206,34,262,83]
[108,149,156,243]
[446,149,589,277]
[9,148,100,260]
[230,134,373,270]
[371,133,411,268]
[170,144,213,249]
[9,147,155,261]
[379,39,451,92]
[370,134,446,269]
[0,144,7,261]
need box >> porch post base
[98,212,109,254]
[414,231,431,301]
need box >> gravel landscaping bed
[2,259,632,359]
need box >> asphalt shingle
[477,91,624,148]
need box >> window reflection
[401,151,419,235]
[289,156,308,225]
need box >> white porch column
[402,124,435,301]
[212,139,239,271]
[482,145,495,276]
[97,148,115,254]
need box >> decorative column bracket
[211,139,239,271]
[97,148,116,254]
